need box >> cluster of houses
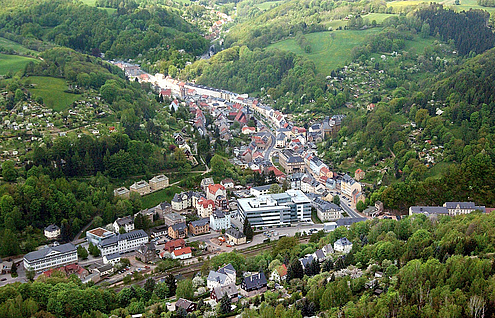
[0,96,113,162]
[114,174,170,198]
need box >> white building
[44,224,60,239]
[23,243,77,272]
[250,185,272,197]
[207,263,236,290]
[334,237,353,254]
[98,230,149,256]
[103,253,121,265]
[341,174,361,198]
[172,247,192,260]
[210,210,231,231]
[237,190,311,227]
[113,216,135,233]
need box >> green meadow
[24,76,82,111]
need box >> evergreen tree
[165,274,176,297]
[287,258,304,281]
[243,218,254,240]
[219,293,231,314]
[77,245,89,259]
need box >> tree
[144,278,156,294]
[1,229,20,256]
[26,268,35,282]
[322,259,334,272]
[176,279,194,300]
[219,293,231,314]
[287,258,304,281]
[10,262,17,277]
[1,160,17,182]
[332,195,340,205]
[356,201,366,212]
[154,282,169,299]
[165,274,177,297]
[77,245,89,259]
[243,218,254,240]
[269,184,282,194]
[88,243,101,257]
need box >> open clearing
[24,76,82,111]
[268,29,381,75]
[0,37,37,55]
[140,185,183,209]
[0,54,37,75]
[256,1,284,10]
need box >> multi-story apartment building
[341,174,362,198]
[149,175,169,191]
[130,180,151,196]
[279,150,305,174]
[113,216,135,233]
[98,230,148,256]
[210,209,231,231]
[23,243,78,272]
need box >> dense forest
[0,0,208,61]
[2,212,495,317]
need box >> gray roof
[105,253,121,260]
[243,272,267,290]
[45,224,60,232]
[226,228,246,239]
[100,229,148,247]
[137,242,156,254]
[299,255,314,268]
[218,263,236,276]
[208,270,228,284]
[314,249,325,261]
[409,206,448,215]
[252,184,272,191]
[190,218,209,227]
[24,243,76,262]
[335,237,352,246]
[171,222,187,231]
[115,216,134,226]
[96,263,114,273]
[336,217,367,227]
[212,209,226,219]
[213,283,238,298]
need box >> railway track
[112,236,311,291]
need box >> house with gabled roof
[207,263,236,290]
[240,272,267,297]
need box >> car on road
[348,204,351,207]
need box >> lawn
[23,76,82,111]
[387,0,495,13]
[0,37,37,55]
[268,28,382,76]
[0,54,38,75]
[256,0,284,10]
[141,185,183,209]
[424,161,451,179]
[362,13,398,24]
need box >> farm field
[387,0,495,13]
[0,53,37,75]
[268,28,381,75]
[23,76,82,111]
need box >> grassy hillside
[268,29,381,75]
[0,37,37,55]
[256,0,285,10]
[0,54,37,75]
[24,76,82,111]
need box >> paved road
[339,195,363,218]
[263,129,276,160]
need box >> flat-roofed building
[86,227,116,245]
[149,175,169,191]
[164,212,186,226]
[23,243,77,272]
[237,190,311,227]
[130,180,151,196]
[114,187,130,199]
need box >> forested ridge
[0,0,208,61]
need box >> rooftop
[24,243,76,262]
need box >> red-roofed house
[367,103,376,111]
[355,169,365,181]
[269,264,287,282]
[266,166,286,182]
[197,198,215,218]
[160,89,172,98]
[173,247,192,260]
[164,239,186,252]
[242,126,256,134]
[207,184,226,201]
[234,111,248,124]
[320,166,333,178]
